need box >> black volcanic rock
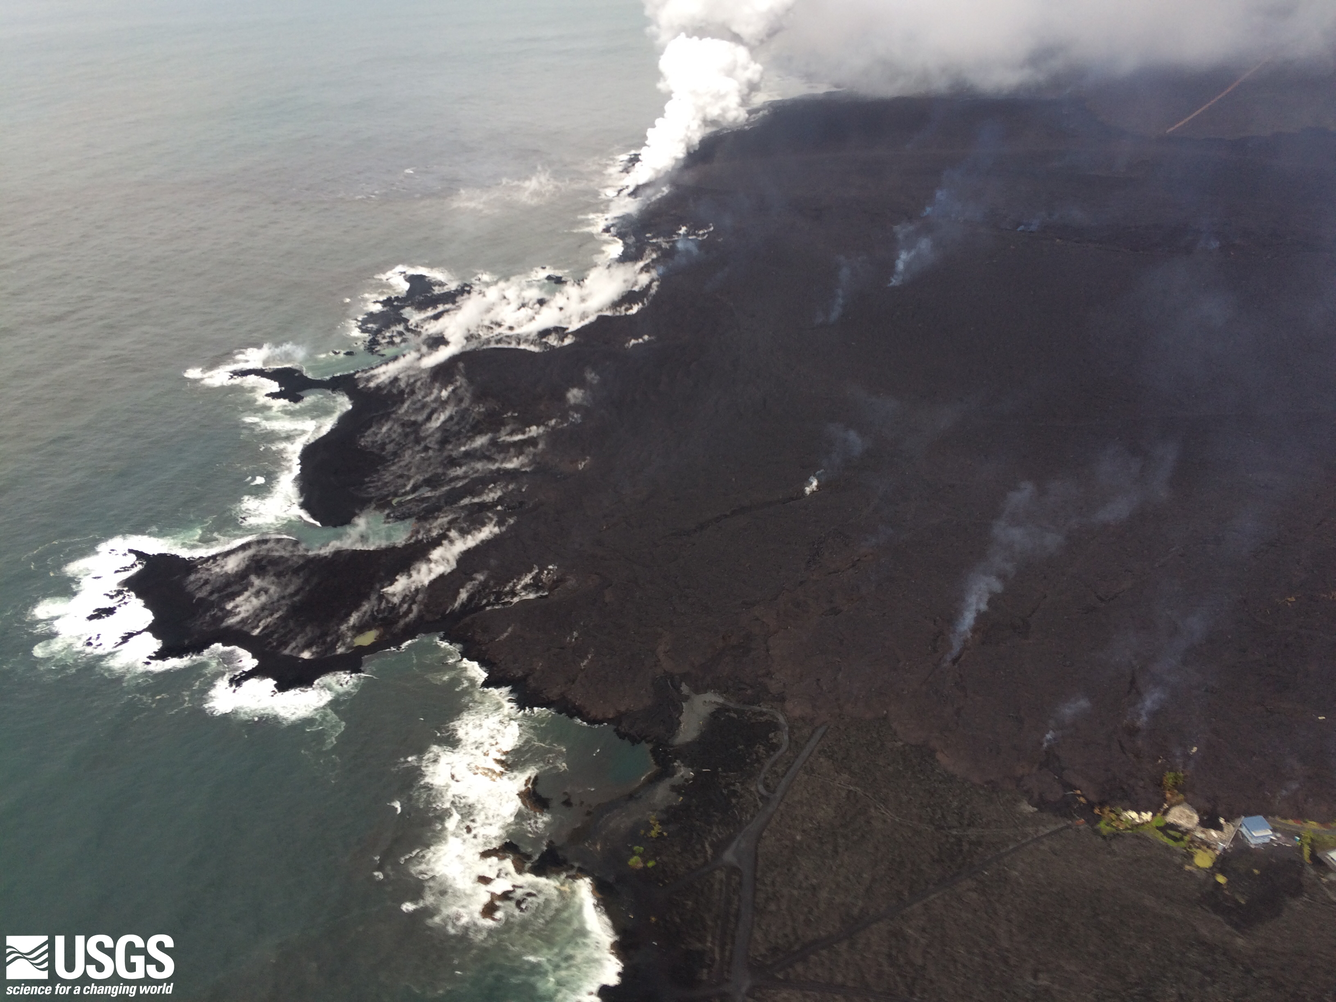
[128,93,1336,819]
[230,366,339,403]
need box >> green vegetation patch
[1094,807,1190,850]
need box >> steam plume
[945,445,1176,663]
[645,0,797,46]
[629,0,1336,190]
[625,35,765,190]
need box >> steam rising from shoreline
[624,35,764,190]
[625,2,797,190]
[630,0,1336,193]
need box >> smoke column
[944,446,1176,663]
[624,35,766,189]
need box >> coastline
[579,704,1336,1000]
[113,87,1336,994]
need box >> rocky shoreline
[119,83,1336,994]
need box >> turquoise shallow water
[0,1,661,996]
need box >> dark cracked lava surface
[126,89,1336,823]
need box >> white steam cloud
[624,35,765,190]
[645,0,798,46]
[630,0,1336,190]
[625,1,796,190]
[765,0,1335,94]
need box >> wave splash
[28,533,365,742]
[185,343,352,529]
[399,644,621,1001]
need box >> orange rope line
[1165,56,1271,134]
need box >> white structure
[1165,803,1200,830]
[1239,815,1274,846]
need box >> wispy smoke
[1042,695,1092,749]
[888,136,1010,287]
[945,444,1177,663]
[888,180,989,286]
[821,422,869,474]
[1120,602,1214,730]
[888,232,935,287]
[817,255,864,323]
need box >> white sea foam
[376,264,457,298]
[203,661,362,742]
[30,532,361,732]
[235,396,352,527]
[183,343,311,386]
[402,651,621,998]
[30,533,253,673]
[186,344,351,528]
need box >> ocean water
[0,1,663,997]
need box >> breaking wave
[31,533,255,674]
[27,533,363,738]
[185,344,353,529]
[398,643,621,1001]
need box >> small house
[1239,815,1274,846]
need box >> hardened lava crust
[129,89,1336,826]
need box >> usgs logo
[6,936,173,982]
